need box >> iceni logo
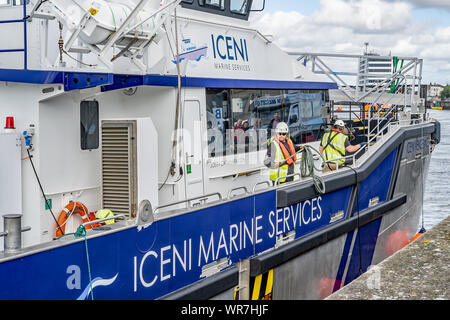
[211,34,249,62]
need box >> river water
[423,108,450,230]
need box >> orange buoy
[56,201,98,237]
[410,232,423,243]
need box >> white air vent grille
[101,121,137,217]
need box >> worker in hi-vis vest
[264,122,303,185]
[319,120,367,172]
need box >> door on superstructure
[183,99,205,200]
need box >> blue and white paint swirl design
[77,274,118,300]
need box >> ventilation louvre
[101,121,137,217]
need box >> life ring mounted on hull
[56,202,98,237]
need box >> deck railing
[0,1,28,69]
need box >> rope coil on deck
[299,145,326,194]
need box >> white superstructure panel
[0,132,22,249]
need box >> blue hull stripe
[344,217,383,285]
[0,68,337,91]
[0,69,63,84]
[333,230,354,292]
[337,147,399,286]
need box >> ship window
[181,0,251,20]
[80,101,99,150]
[205,89,328,158]
[0,0,30,6]
[199,0,225,10]
[288,105,299,125]
[368,69,392,73]
[368,63,391,68]
[230,0,249,15]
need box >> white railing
[321,117,429,173]
[288,52,425,114]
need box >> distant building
[358,53,393,90]
[427,83,444,99]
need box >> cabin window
[181,0,251,20]
[0,0,30,6]
[288,105,299,125]
[230,0,249,15]
[206,89,328,158]
[80,101,99,150]
[199,0,225,10]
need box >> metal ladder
[28,0,181,71]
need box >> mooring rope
[280,144,326,194]
[57,225,94,300]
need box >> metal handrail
[322,116,428,171]
[275,173,301,186]
[366,85,405,144]
[81,214,125,228]
[227,186,249,199]
[0,1,28,69]
[153,192,223,214]
[252,181,272,193]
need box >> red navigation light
[4,117,15,129]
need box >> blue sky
[252,0,450,85]
[264,0,319,15]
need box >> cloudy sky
[250,0,450,85]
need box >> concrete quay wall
[327,215,450,300]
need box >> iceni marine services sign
[210,34,251,72]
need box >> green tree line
[441,85,450,99]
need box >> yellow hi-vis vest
[321,131,348,166]
[95,209,115,225]
[268,137,290,184]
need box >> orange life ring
[56,202,98,237]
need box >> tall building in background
[358,52,393,91]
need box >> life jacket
[274,135,297,164]
[269,136,297,183]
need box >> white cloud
[313,0,412,33]
[435,26,450,42]
[250,0,450,84]
[390,0,450,11]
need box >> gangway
[287,51,425,159]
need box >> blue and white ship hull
[0,122,436,300]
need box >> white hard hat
[334,120,345,128]
[276,122,289,134]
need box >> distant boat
[431,100,450,110]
